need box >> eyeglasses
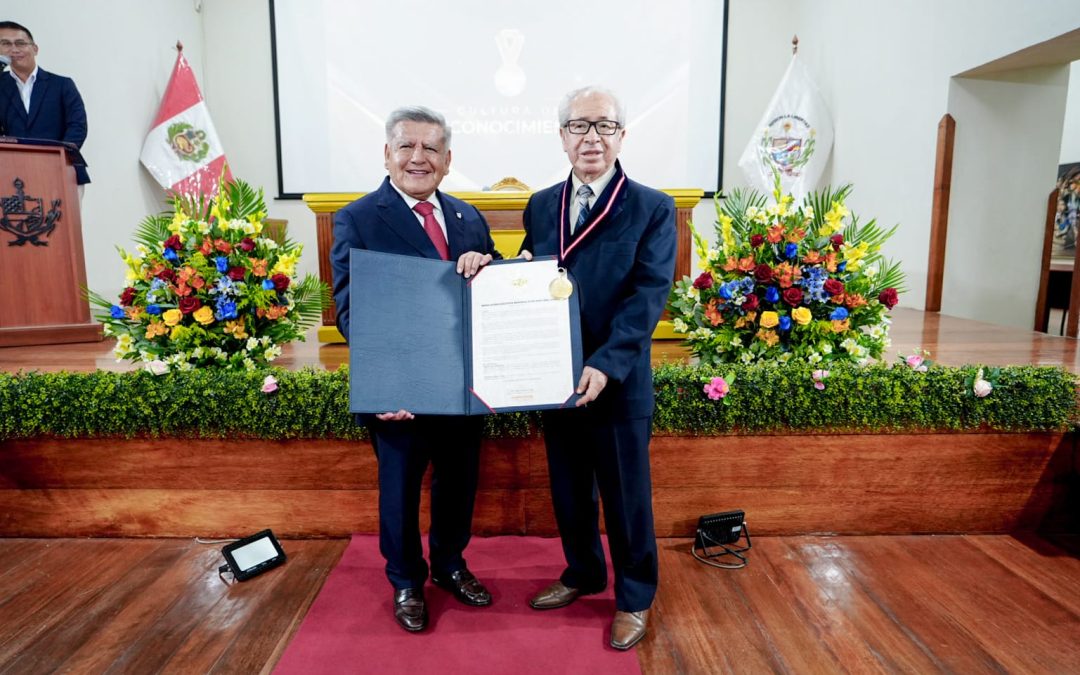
[0,40,33,49]
[564,119,621,135]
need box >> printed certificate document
[347,249,582,415]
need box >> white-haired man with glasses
[519,86,676,650]
[0,21,90,187]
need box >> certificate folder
[348,249,583,415]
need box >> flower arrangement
[88,177,327,372]
[668,181,905,366]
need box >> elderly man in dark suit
[520,86,676,650]
[330,106,500,632]
[0,21,89,186]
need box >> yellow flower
[194,306,215,325]
[755,329,779,347]
[145,321,169,338]
[719,214,735,255]
[224,319,248,339]
[760,311,779,329]
[792,307,812,325]
[168,211,188,240]
[162,309,182,327]
[271,250,299,277]
[831,319,851,333]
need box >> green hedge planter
[0,363,1074,441]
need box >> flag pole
[792,35,798,55]
[176,40,183,53]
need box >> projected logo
[168,121,211,163]
[758,114,817,177]
[494,29,525,97]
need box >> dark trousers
[541,407,658,612]
[368,415,484,591]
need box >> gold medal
[549,267,573,299]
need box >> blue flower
[740,278,755,294]
[718,283,734,300]
[779,316,792,331]
[262,279,275,291]
[215,299,238,321]
[147,304,162,315]
[109,305,126,319]
[785,243,798,259]
[211,277,237,296]
[830,307,849,321]
[215,256,229,273]
[150,278,166,291]
[765,286,780,303]
[837,261,847,272]
[162,248,179,264]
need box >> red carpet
[274,535,640,674]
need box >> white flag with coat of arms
[140,47,231,196]
[738,54,833,204]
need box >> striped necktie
[573,184,593,234]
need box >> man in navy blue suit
[330,106,500,633]
[0,21,89,186]
[520,86,676,650]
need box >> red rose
[742,294,759,312]
[823,279,845,297]
[119,287,136,306]
[228,266,247,281]
[240,237,256,252]
[830,233,844,251]
[157,268,176,283]
[271,273,291,291]
[753,263,773,283]
[878,288,899,309]
[749,234,765,248]
[163,235,183,250]
[692,271,713,290]
[178,296,202,314]
[782,287,804,306]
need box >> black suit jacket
[0,68,89,184]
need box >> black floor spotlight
[218,529,287,582]
[692,510,751,569]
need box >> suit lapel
[0,73,28,125]
[374,178,439,258]
[26,69,48,128]
[560,161,628,261]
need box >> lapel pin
[456,212,463,219]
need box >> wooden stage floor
[3,308,1080,373]
[0,534,1078,673]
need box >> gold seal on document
[549,268,573,299]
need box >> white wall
[1062,61,1080,164]
[6,0,1080,330]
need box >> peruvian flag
[140,45,231,196]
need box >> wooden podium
[0,139,101,346]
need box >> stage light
[219,529,287,582]
[692,510,752,569]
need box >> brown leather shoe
[431,568,492,607]
[529,580,581,610]
[393,587,427,632]
[610,609,649,650]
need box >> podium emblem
[0,178,62,247]
[168,121,211,162]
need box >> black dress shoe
[393,587,427,632]
[431,568,492,606]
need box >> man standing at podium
[0,21,90,189]
[331,106,500,633]
[519,86,676,650]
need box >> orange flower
[831,319,850,333]
[845,293,867,309]
[189,275,206,290]
[722,257,739,272]
[755,328,779,346]
[704,299,724,326]
[785,227,806,243]
[214,239,233,254]
[145,321,169,338]
[267,305,289,320]
[148,262,166,277]
[126,306,145,321]
[178,266,197,282]
[737,256,756,272]
[824,251,839,273]
[830,293,846,305]
[766,224,785,244]
[252,259,269,277]
[174,281,192,297]
[802,250,823,265]
[200,237,214,256]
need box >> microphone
[0,55,10,69]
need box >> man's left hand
[575,366,608,406]
[457,251,493,278]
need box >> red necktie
[413,201,449,261]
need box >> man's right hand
[377,409,415,421]
[518,249,533,261]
